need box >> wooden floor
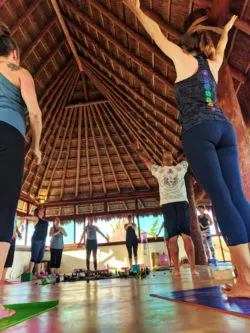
[1,266,249,333]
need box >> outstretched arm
[131,141,153,169]
[97,228,109,242]
[214,15,238,68]
[123,0,183,63]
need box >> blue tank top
[32,218,48,242]
[50,226,64,249]
[0,73,28,137]
[174,55,230,134]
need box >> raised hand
[32,147,42,165]
[224,15,238,32]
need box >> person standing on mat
[155,222,172,266]
[197,206,216,263]
[0,23,42,318]
[79,218,109,271]
[133,145,197,277]
[124,215,138,268]
[123,0,246,298]
[21,207,49,277]
[49,217,67,276]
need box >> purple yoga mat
[151,286,250,319]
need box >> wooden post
[25,203,30,247]
[83,217,86,244]
[185,173,207,265]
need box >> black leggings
[50,248,63,268]
[5,238,16,268]
[0,122,24,243]
[86,240,97,270]
[126,242,138,259]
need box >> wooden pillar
[25,202,30,247]
[185,173,207,265]
[83,217,86,244]
[217,62,250,200]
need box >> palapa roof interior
[1,0,249,217]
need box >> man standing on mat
[134,145,197,276]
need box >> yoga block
[21,272,33,282]
[132,264,140,271]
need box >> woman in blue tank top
[0,23,42,318]
[124,0,249,298]
[49,217,67,275]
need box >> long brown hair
[179,9,216,60]
[0,23,19,58]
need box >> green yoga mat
[0,300,59,330]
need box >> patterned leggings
[202,230,216,260]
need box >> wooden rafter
[60,109,78,199]
[103,103,153,188]
[50,0,83,71]
[38,60,74,105]
[80,54,180,140]
[81,72,88,100]
[92,105,120,193]
[65,14,174,93]
[84,107,92,196]
[80,56,180,153]
[37,108,70,197]
[26,72,79,194]
[46,109,74,198]
[34,39,66,80]
[65,100,108,110]
[21,18,57,64]
[75,107,82,197]
[25,65,75,159]
[88,106,107,194]
[97,104,136,191]
[70,27,175,111]
[0,0,8,9]
[11,0,42,36]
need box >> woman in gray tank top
[79,218,108,271]
[49,217,67,275]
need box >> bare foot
[0,307,16,319]
[222,281,250,298]
[173,270,181,277]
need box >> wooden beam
[60,109,78,200]
[25,65,76,159]
[210,0,231,26]
[103,103,153,189]
[44,190,159,207]
[81,56,180,152]
[84,107,93,196]
[64,14,173,91]
[75,107,82,197]
[93,105,120,193]
[88,106,107,194]
[65,100,108,110]
[0,0,8,9]
[27,72,79,194]
[46,109,74,198]
[38,59,74,105]
[81,72,88,100]
[50,0,83,71]
[230,14,250,36]
[21,18,57,64]
[34,39,66,80]
[63,0,171,65]
[97,104,136,191]
[71,29,175,111]
[11,0,42,35]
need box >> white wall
[8,239,186,279]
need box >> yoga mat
[151,286,250,319]
[0,300,59,330]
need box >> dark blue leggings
[182,120,250,246]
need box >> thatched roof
[1,0,249,211]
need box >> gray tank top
[86,226,99,240]
[0,73,28,137]
[50,227,64,249]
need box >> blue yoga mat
[151,286,250,318]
